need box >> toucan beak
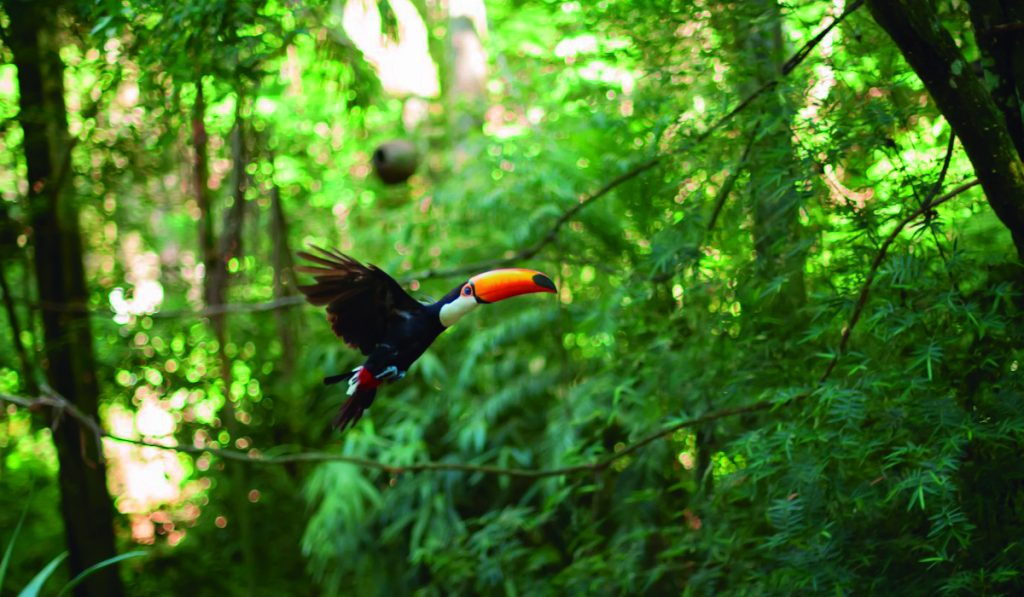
[470,269,557,303]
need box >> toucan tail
[324,373,349,385]
[323,366,380,431]
[332,386,376,431]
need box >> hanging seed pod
[371,140,420,185]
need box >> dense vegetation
[2,0,1023,595]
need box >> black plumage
[297,246,556,432]
[297,246,445,430]
[297,246,428,355]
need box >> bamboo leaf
[16,552,67,597]
[0,499,31,595]
[57,552,148,597]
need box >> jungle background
[2,0,1024,595]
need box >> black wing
[296,246,424,355]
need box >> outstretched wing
[296,246,424,355]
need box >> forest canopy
[1,0,1023,595]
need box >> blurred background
[1,0,1023,595]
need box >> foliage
[1,497,145,597]
[1,0,1023,595]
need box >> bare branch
[155,295,307,318]
[927,132,958,204]
[991,22,1024,34]
[2,385,107,459]
[706,123,760,234]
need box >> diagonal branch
[2,385,107,458]
[706,122,760,234]
[817,179,979,382]
[650,120,760,284]
[403,156,665,282]
[782,0,865,76]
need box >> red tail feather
[333,386,377,431]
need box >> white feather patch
[347,366,362,396]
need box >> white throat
[439,294,479,327]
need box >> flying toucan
[297,246,557,431]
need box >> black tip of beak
[533,274,557,293]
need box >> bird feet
[375,366,406,382]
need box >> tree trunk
[713,0,808,325]
[3,1,125,595]
[867,0,1024,260]
[744,0,808,321]
[0,254,36,394]
[192,78,220,310]
[223,104,256,597]
[269,178,298,371]
[191,89,257,595]
[967,0,1024,159]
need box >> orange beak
[469,269,557,303]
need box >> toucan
[297,246,557,431]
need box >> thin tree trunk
[743,0,808,321]
[224,103,256,597]
[3,1,124,595]
[269,178,298,371]
[192,77,219,310]
[711,0,808,325]
[268,170,311,459]
[0,257,36,393]
[191,89,257,594]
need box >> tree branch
[0,388,781,477]
[818,179,980,382]
[650,120,760,284]
[706,122,760,234]
[0,389,776,478]
[403,156,665,282]
[991,22,1024,34]
[12,294,307,319]
[781,0,865,76]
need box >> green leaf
[16,552,67,597]
[0,499,31,594]
[57,552,148,597]
[89,15,115,36]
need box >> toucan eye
[463,285,473,296]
